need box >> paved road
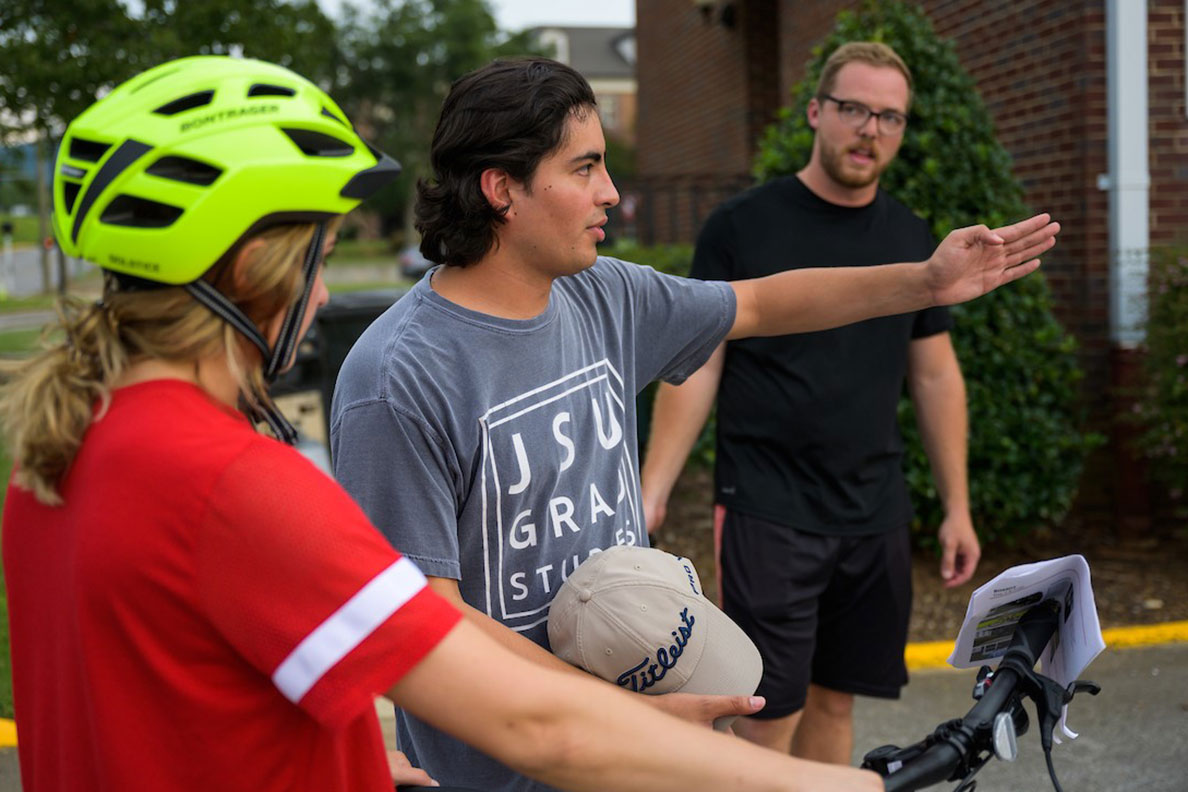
[852,642,1188,791]
[0,641,1183,790]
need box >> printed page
[947,555,1105,687]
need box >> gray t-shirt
[330,256,734,792]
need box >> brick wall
[635,0,781,242]
[926,1,1112,392]
[1148,0,1188,248]
[776,0,863,99]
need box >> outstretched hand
[926,213,1059,306]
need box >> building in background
[534,25,637,144]
[635,0,1179,532]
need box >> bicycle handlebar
[879,600,1057,791]
[399,598,1097,792]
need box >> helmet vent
[69,138,111,163]
[99,195,184,228]
[61,181,83,214]
[320,107,347,126]
[145,155,223,186]
[153,91,215,116]
[281,128,354,158]
[248,83,296,97]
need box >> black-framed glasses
[819,94,908,136]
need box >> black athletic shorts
[718,508,912,719]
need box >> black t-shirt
[690,175,952,535]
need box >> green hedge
[606,241,695,278]
[900,276,1101,543]
[1134,249,1188,508]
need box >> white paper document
[946,555,1106,739]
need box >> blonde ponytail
[1,299,128,505]
[0,221,334,505]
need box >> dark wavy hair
[415,57,597,268]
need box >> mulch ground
[650,467,1188,643]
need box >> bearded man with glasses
[643,41,981,765]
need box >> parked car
[399,243,433,279]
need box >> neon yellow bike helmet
[52,55,401,442]
[54,54,396,282]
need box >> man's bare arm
[641,343,726,533]
[729,214,1058,340]
[907,333,980,588]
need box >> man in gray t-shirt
[333,258,734,792]
[330,57,1057,792]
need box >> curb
[905,619,1188,671]
[2,620,1185,750]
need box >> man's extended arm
[728,214,1058,340]
[641,343,726,533]
[907,332,980,588]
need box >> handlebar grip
[881,741,964,792]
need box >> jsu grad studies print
[479,360,643,634]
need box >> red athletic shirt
[2,379,461,792]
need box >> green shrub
[605,240,694,277]
[753,0,1100,545]
[900,275,1103,544]
[1134,249,1188,506]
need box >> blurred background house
[533,25,638,144]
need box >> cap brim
[674,603,763,698]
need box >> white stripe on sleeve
[272,556,427,703]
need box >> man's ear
[480,167,514,216]
[806,97,821,131]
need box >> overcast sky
[487,0,634,30]
[315,0,635,30]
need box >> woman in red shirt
[1,55,880,792]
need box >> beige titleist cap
[547,546,763,707]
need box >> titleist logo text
[616,608,695,692]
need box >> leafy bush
[605,240,694,277]
[899,276,1102,544]
[753,0,1100,544]
[1133,249,1188,506]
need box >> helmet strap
[182,220,327,446]
[264,221,325,382]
